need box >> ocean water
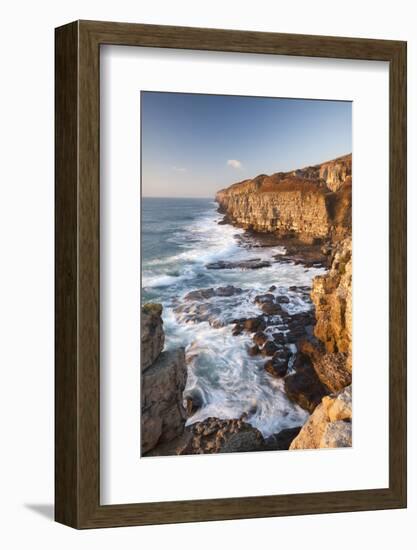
[142,197,326,437]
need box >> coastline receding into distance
[141,153,352,456]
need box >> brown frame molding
[55,20,407,529]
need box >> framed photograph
[55,20,407,528]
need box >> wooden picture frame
[55,20,407,528]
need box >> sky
[141,91,352,198]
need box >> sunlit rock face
[215,154,351,244]
[290,385,352,450]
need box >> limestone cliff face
[318,155,352,192]
[215,154,351,243]
[311,237,352,356]
[141,304,187,454]
[290,385,352,449]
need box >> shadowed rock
[141,303,164,372]
[284,352,328,413]
[206,259,271,270]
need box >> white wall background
[0,0,415,547]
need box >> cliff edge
[215,154,351,244]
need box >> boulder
[184,285,243,301]
[179,417,265,455]
[254,293,275,304]
[290,385,352,449]
[284,352,328,413]
[233,317,266,335]
[253,331,268,347]
[264,348,290,378]
[261,341,279,357]
[300,340,351,393]
[263,427,302,450]
[206,259,271,270]
[259,302,283,315]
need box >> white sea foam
[143,203,325,437]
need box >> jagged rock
[290,385,352,449]
[233,317,266,334]
[141,348,187,454]
[261,341,279,357]
[320,421,352,447]
[253,331,268,347]
[284,352,328,412]
[184,390,204,417]
[219,429,265,453]
[259,302,283,315]
[141,303,164,372]
[306,238,352,391]
[319,155,352,192]
[264,348,290,378]
[178,417,265,455]
[311,237,352,355]
[301,341,351,393]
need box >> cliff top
[216,153,352,197]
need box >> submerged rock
[176,286,245,327]
[184,285,243,301]
[206,259,271,270]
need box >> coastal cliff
[289,239,352,449]
[215,153,353,450]
[141,153,353,455]
[141,304,187,454]
[216,154,351,243]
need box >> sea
[142,197,326,437]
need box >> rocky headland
[215,154,351,244]
[141,153,352,455]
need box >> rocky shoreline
[141,154,352,455]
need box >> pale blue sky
[141,92,352,198]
